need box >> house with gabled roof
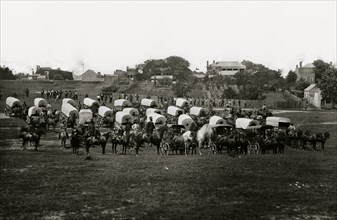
[82,69,104,81]
[304,84,333,109]
[206,61,246,76]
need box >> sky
[1,1,336,76]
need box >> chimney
[213,60,215,64]
[36,65,40,71]
[296,65,298,69]
[207,60,209,67]
[126,66,129,71]
[299,61,302,68]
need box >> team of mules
[19,119,330,156]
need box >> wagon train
[5,97,23,118]
[141,98,157,108]
[60,103,79,128]
[98,106,114,128]
[114,99,132,111]
[146,113,167,126]
[190,106,208,117]
[167,106,184,124]
[178,114,194,131]
[146,108,163,116]
[83,98,99,114]
[62,98,76,107]
[115,111,133,128]
[34,98,48,110]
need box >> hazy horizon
[1,1,336,76]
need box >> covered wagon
[78,109,93,125]
[209,116,227,126]
[34,98,48,108]
[123,108,139,117]
[28,106,42,117]
[178,114,194,130]
[190,106,208,117]
[115,111,133,125]
[98,106,114,127]
[167,106,184,116]
[141,98,157,108]
[175,98,189,108]
[60,103,79,127]
[147,113,167,125]
[98,106,114,118]
[266,117,291,129]
[235,118,259,130]
[83,98,99,114]
[146,108,163,116]
[61,103,79,118]
[62,98,76,107]
[114,99,132,110]
[5,97,22,117]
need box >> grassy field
[0,111,336,219]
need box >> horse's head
[324,132,330,139]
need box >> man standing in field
[25,88,29,98]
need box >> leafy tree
[222,87,238,99]
[313,60,330,82]
[286,70,297,84]
[241,60,268,73]
[172,82,191,97]
[295,78,310,92]
[0,66,16,80]
[317,67,337,105]
[157,77,173,86]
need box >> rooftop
[209,61,246,69]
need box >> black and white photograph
[0,0,336,219]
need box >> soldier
[145,116,155,139]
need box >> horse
[304,131,330,151]
[100,131,111,155]
[111,129,122,155]
[70,130,81,155]
[142,130,162,155]
[46,117,59,132]
[58,129,69,149]
[20,127,44,151]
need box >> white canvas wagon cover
[34,98,48,108]
[190,106,208,117]
[62,98,76,107]
[147,113,167,125]
[123,108,139,117]
[98,106,114,118]
[6,97,21,108]
[79,109,93,125]
[209,116,226,126]
[115,112,133,125]
[61,103,78,118]
[175,98,189,108]
[178,114,194,130]
[266,117,291,128]
[28,106,42,117]
[167,106,184,116]
[141,98,157,107]
[114,99,132,108]
[146,108,163,116]
[235,118,259,130]
[83,98,99,108]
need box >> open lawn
[0,111,336,219]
